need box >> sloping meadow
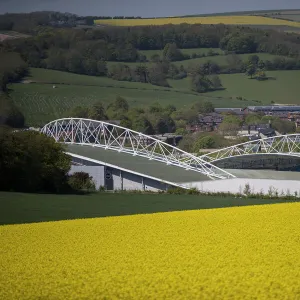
[1,202,300,299]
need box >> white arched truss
[41,118,235,180]
[200,134,300,163]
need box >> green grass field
[107,52,280,69]
[169,70,300,104]
[1,192,298,225]
[9,58,300,126]
[139,48,224,59]
[11,68,260,126]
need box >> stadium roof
[67,144,212,183]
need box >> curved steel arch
[200,134,300,163]
[41,118,235,180]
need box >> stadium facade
[42,118,300,195]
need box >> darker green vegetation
[68,172,96,191]
[245,113,296,134]
[0,52,28,91]
[1,191,299,225]
[178,131,247,153]
[0,128,71,193]
[1,17,300,90]
[69,96,217,135]
[0,93,25,128]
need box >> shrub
[68,172,96,191]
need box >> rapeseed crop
[95,16,300,28]
[1,202,300,299]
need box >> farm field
[183,9,300,17]
[10,66,300,127]
[274,14,300,22]
[1,201,300,299]
[1,191,296,225]
[95,15,300,27]
[254,10,300,22]
[10,68,259,126]
[170,70,300,104]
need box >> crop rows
[11,91,99,126]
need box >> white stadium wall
[187,178,300,195]
[69,163,171,192]
[69,166,105,189]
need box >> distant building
[248,105,300,112]
[214,107,248,117]
[288,112,300,126]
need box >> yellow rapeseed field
[1,202,300,299]
[95,16,300,28]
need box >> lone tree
[245,63,257,79]
[162,43,184,62]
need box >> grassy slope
[211,71,300,104]
[11,68,259,126]
[107,53,279,68]
[139,48,224,59]
[0,192,298,225]
[170,70,300,104]
[9,50,300,126]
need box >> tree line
[68,96,215,135]
[2,20,300,65]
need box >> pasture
[10,68,259,126]
[95,15,300,27]
[0,191,297,225]
[170,70,300,105]
[107,52,281,69]
[254,10,300,22]
[139,47,224,59]
[1,198,300,299]
[10,66,300,127]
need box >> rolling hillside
[10,68,259,126]
[169,70,300,104]
[10,67,300,127]
[108,51,283,69]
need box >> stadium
[41,118,300,195]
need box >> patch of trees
[0,128,71,193]
[3,21,300,68]
[0,93,25,128]
[218,115,243,136]
[0,52,28,91]
[0,12,88,33]
[108,61,186,87]
[187,54,300,81]
[68,96,214,135]
[178,131,245,153]
[189,61,222,92]
[191,74,222,93]
[237,112,296,134]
